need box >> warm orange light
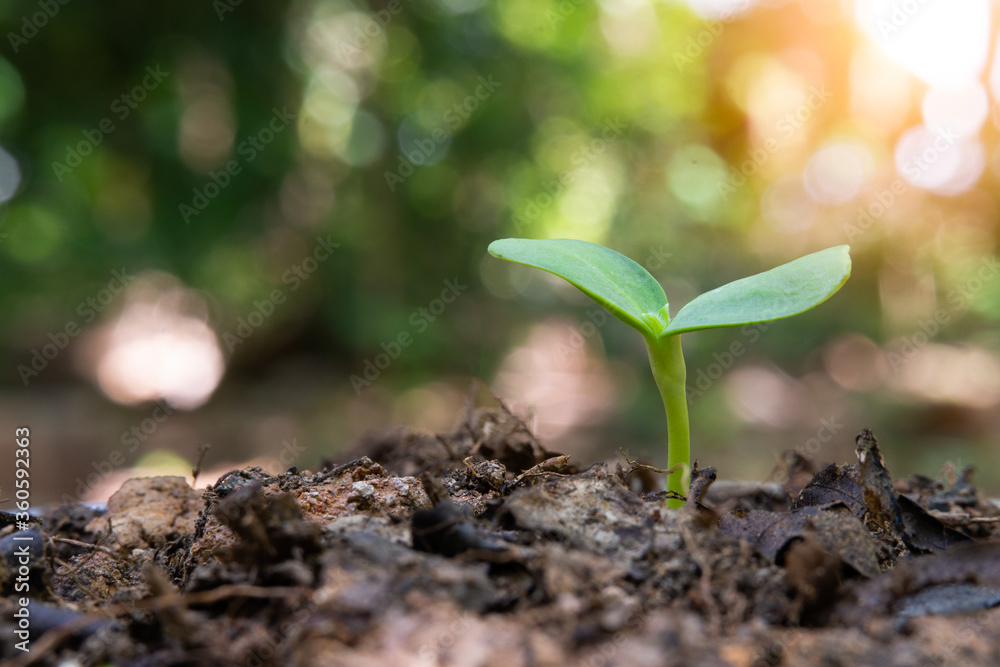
[855,3,990,195]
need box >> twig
[60,517,117,578]
[192,442,211,485]
[619,447,683,477]
[120,584,308,611]
[51,536,116,555]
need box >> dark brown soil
[4,398,1000,666]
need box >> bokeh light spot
[667,144,728,217]
[493,319,618,440]
[885,344,1000,409]
[894,124,956,187]
[761,176,817,231]
[802,141,871,205]
[341,110,386,167]
[922,83,989,137]
[2,204,64,264]
[854,0,990,89]
[0,145,21,203]
[397,109,452,167]
[82,273,225,410]
[683,0,758,20]
[823,335,886,391]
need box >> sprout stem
[644,332,690,509]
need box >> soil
[4,396,1000,666]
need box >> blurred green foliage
[2,0,1000,488]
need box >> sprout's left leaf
[488,238,668,335]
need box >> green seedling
[488,239,851,508]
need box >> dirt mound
[3,405,1000,666]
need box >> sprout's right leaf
[663,246,851,336]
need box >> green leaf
[663,245,851,336]
[488,238,668,335]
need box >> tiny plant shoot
[488,239,851,508]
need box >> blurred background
[2,0,1000,505]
